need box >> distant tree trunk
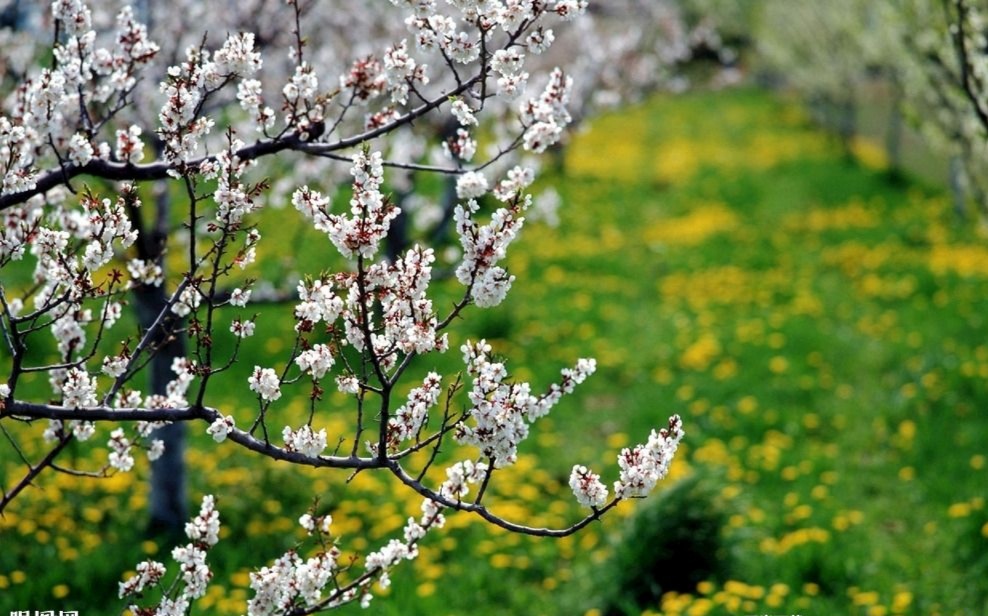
[885,80,903,175]
[130,181,188,536]
[386,188,412,263]
[386,118,462,262]
[135,285,188,536]
[428,174,461,248]
[949,155,968,221]
[837,95,857,159]
[386,173,460,264]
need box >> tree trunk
[134,284,188,536]
[949,155,968,221]
[130,178,188,536]
[885,82,903,174]
[838,96,857,160]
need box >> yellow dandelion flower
[737,396,758,414]
[892,591,913,613]
[948,502,971,518]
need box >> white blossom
[336,375,360,395]
[450,98,477,126]
[614,415,685,498]
[295,344,336,379]
[119,560,167,598]
[456,171,488,199]
[171,544,210,598]
[229,287,252,307]
[569,465,608,508]
[230,318,256,338]
[108,428,135,472]
[185,494,221,546]
[102,354,129,378]
[115,125,145,164]
[248,366,282,401]
[62,367,98,407]
[282,424,327,457]
[147,439,165,461]
[68,133,94,166]
[171,285,201,317]
[207,415,236,442]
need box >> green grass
[3,87,988,616]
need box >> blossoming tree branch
[0,1,683,613]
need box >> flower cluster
[5,3,158,194]
[283,62,323,137]
[248,366,282,402]
[323,151,398,259]
[384,371,444,451]
[295,344,336,379]
[293,277,344,331]
[520,68,573,153]
[206,415,236,443]
[454,196,527,307]
[62,367,98,408]
[616,415,685,498]
[455,340,596,467]
[158,31,261,165]
[364,245,446,357]
[108,428,134,472]
[122,496,221,611]
[245,513,341,615]
[282,424,328,458]
[185,494,221,546]
[569,464,608,508]
[209,136,259,226]
[115,125,145,165]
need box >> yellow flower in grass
[769,356,789,374]
[687,598,714,616]
[948,502,972,518]
[737,396,758,414]
[643,203,739,247]
[230,570,252,587]
[850,137,889,170]
[696,580,715,595]
[489,553,512,569]
[680,334,721,371]
[851,589,880,606]
[892,591,913,613]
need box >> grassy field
[3,87,988,616]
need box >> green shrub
[599,473,732,615]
